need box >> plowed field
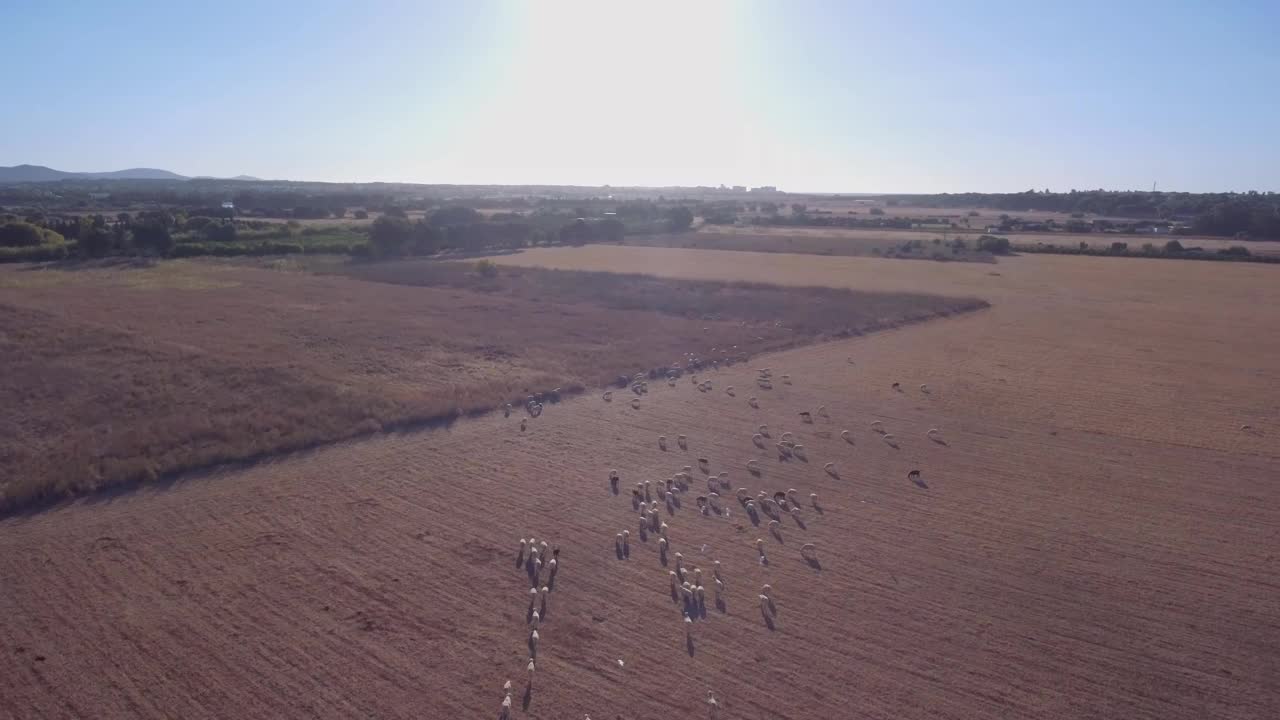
[2,249,1278,719]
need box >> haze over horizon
[5,1,1278,194]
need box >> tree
[331,207,345,219]
[430,205,483,226]
[1164,239,1185,252]
[132,221,174,256]
[869,207,885,216]
[370,216,413,256]
[1110,242,1128,253]
[976,235,1011,254]
[354,210,369,219]
[0,222,46,247]
[665,206,694,232]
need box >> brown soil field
[2,248,1277,719]
[0,259,978,513]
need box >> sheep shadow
[793,515,807,530]
[686,633,696,657]
[639,527,648,542]
[770,527,784,543]
[615,543,624,560]
[804,556,822,572]
[748,467,762,478]
[515,549,525,569]
[547,569,558,590]
[528,636,538,658]
[539,595,548,619]
[912,476,930,490]
[747,509,760,527]
[610,477,619,494]
[622,542,631,559]
[670,586,680,603]
[660,548,669,566]
[929,436,949,447]
[522,684,532,711]
[715,596,726,613]
[631,496,641,511]
[825,469,839,480]
[697,596,708,620]
[761,608,776,631]
[812,504,824,515]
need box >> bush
[0,221,55,247]
[354,210,370,220]
[370,215,413,257]
[1220,245,1251,257]
[976,234,1011,254]
[474,259,499,277]
[1164,240,1185,252]
[1110,242,1129,252]
[665,206,694,232]
[132,221,174,256]
[430,206,483,227]
[869,207,885,216]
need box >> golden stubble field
[1,248,1277,719]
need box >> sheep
[527,658,536,681]
[752,433,766,448]
[761,497,780,516]
[779,432,794,443]
[745,460,762,474]
[718,471,729,486]
[787,488,799,505]
[736,487,749,501]
[504,404,511,418]
[927,427,943,442]
[520,418,527,432]
[677,434,689,450]
[540,586,549,602]
[761,583,773,599]
[823,462,837,477]
[660,522,669,538]
[870,420,885,434]
[693,568,702,585]
[530,629,540,655]
[670,570,679,591]
[615,532,624,551]
[684,613,694,634]
[519,538,528,554]
[758,424,770,437]
[698,457,711,472]
[809,492,820,509]
[1241,424,1253,431]
[755,538,765,554]
[658,435,668,451]
[725,386,736,397]
[817,405,829,419]
[799,411,813,424]
[630,398,641,409]
[602,391,613,402]
[891,382,901,391]
[800,543,818,561]
[748,396,760,409]
[882,433,897,446]
[714,577,725,597]
[776,442,792,458]
[782,374,792,385]
[768,519,781,535]
[539,540,548,555]
[547,557,558,574]
[758,594,772,615]
[681,465,694,475]
[792,444,807,460]
[659,537,669,553]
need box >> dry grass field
[0,258,980,513]
[1,247,1276,719]
[681,224,1280,259]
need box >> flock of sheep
[498,357,939,718]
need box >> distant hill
[0,164,204,182]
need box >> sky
[3,0,1278,193]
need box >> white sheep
[660,522,669,538]
[758,424,770,437]
[792,444,807,459]
[538,541,548,554]
[776,442,792,458]
[768,519,781,533]
[882,433,896,445]
[519,538,528,554]
[609,469,619,480]
[630,398,641,409]
[823,461,836,475]
[752,433,765,448]
[761,584,773,599]
[745,460,761,473]
[527,658,536,680]
[758,594,771,614]
[504,404,511,418]
[870,420,885,434]
[659,537,669,552]
[520,418,527,431]
[817,405,829,418]
[799,411,813,424]
[540,585,549,601]
[920,384,930,394]
[841,429,853,443]
[755,538,765,554]
[800,543,818,561]
[726,386,736,397]
[678,435,689,450]
[530,629,539,653]
[602,391,613,402]
[547,557,558,573]
[748,397,760,409]
[809,492,820,508]
[786,488,799,504]
[714,577,725,596]
[658,435,668,450]
[736,487,749,500]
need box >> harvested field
[2,247,1277,719]
[0,258,981,512]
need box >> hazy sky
[4,1,1277,192]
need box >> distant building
[731,185,746,192]
[221,201,235,210]
[751,186,779,193]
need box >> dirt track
[2,250,1278,719]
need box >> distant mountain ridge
[0,165,260,183]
